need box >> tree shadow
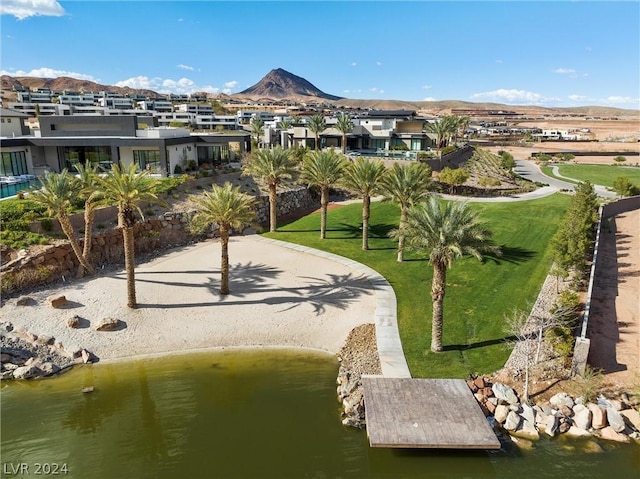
[443,335,518,351]
[138,269,380,315]
[485,245,536,265]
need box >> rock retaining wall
[469,377,640,445]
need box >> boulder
[82,386,95,394]
[588,403,607,429]
[566,426,592,437]
[81,349,93,364]
[521,404,536,425]
[621,409,640,431]
[492,383,519,405]
[606,407,626,433]
[12,365,41,379]
[467,379,478,392]
[2,363,19,371]
[559,405,573,418]
[504,411,521,431]
[494,404,510,424]
[67,315,82,328]
[473,377,487,390]
[16,296,35,306]
[558,419,571,434]
[544,415,559,437]
[573,404,592,430]
[47,295,67,308]
[39,362,60,376]
[95,317,122,331]
[599,426,631,443]
[485,400,496,415]
[515,419,539,440]
[36,335,55,346]
[550,392,574,409]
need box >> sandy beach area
[2,236,377,362]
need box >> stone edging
[252,235,412,378]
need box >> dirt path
[587,209,640,388]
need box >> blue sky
[1,1,639,108]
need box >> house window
[63,146,112,172]
[133,150,161,173]
[0,151,28,176]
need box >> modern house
[0,114,250,180]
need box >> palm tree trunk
[58,212,95,277]
[315,134,319,151]
[362,195,370,250]
[430,262,447,352]
[269,184,277,232]
[77,201,95,278]
[122,225,137,308]
[342,133,347,154]
[397,207,407,262]
[320,186,329,239]
[220,226,230,295]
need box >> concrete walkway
[550,165,618,199]
[254,235,412,378]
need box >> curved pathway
[550,165,618,199]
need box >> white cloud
[224,80,239,89]
[177,64,195,71]
[376,61,382,67]
[568,94,589,102]
[370,87,379,92]
[603,96,639,105]
[351,62,357,67]
[177,18,184,22]
[554,68,576,75]
[422,84,432,90]
[495,59,503,64]
[1,67,97,81]
[423,97,437,102]
[116,75,223,94]
[470,88,559,105]
[1,0,64,20]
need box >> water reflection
[1,349,638,479]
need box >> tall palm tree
[96,163,166,308]
[250,117,265,149]
[300,149,345,239]
[28,170,96,276]
[334,114,354,154]
[189,183,256,295]
[381,162,432,262]
[402,196,500,352]
[307,114,326,150]
[425,115,458,154]
[341,158,386,250]
[75,162,101,278]
[241,146,297,232]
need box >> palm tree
[28,170,96,276]
[341,158,386,250]
[75,162,101,277]
[335,114,354,154]
[250,117,265,149]
[402,196,500,352]
[381,162,432,262]
[307,114,326,150]
[425,115,458,154]
[241,146,297,232]
[96,163,166,308]
[300,149,345,239]
[189,183,256,295]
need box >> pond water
[1,349,638,479]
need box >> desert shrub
[40,218,54,232]
[479,176,502,187]
[546,324,575,361]
[441,145,457,155]
[573,365,604,403]
[613,156,626,163]
[537,153,552,163]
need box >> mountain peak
[238,68,342,101]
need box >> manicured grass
[263,194,571,378]
[542,164,640,187]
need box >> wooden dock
[363,377,501,449]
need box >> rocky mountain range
[1,68,638,118]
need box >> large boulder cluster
[468,377,640,444]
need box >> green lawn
[263,194,570,378]
[542,164,640,188]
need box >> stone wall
[253,186,317,225]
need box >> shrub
[40,218,54,232]
[573,365,604,403]
[174,164,183,175]
[441,145,457,155]
[613,156,627,163]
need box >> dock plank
[363,377,501,449]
